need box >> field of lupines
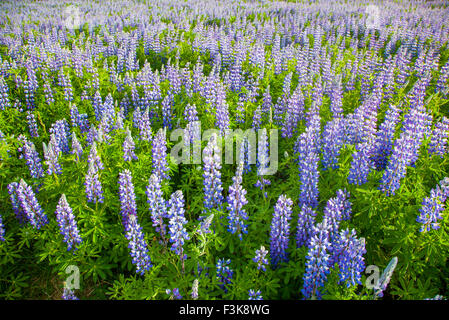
[0,0,448,301]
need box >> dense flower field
[0,0,448,300]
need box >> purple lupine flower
[235,100,245,124]
[85,162,103,204]
[184,103,198,123]
[49,119,71,154]
[146,174,168,241]
[416,178,449,232]
[191,279,199,300]
[372,104,401,170]
[0,77,10,110]
[330,79,344,118]
[152,128,169,180]
[43,141,62,175]
[92,91,103,121]
[0,213,5,241]
[296,205,317,248]
[270,195,293,267]
[7,182,26,223]
[301,218,331,300]
[71,132,83,161]
[248,289,263,300]
[323,189,352,250]
[252,106,262,131]
[331,229,366,288]
[62,288,79,300]
[203,133,223,212]
[88,142,103,172]
[17,135,45,179]
[161,95,173,130]
[428,117,449,158]
[374,256,398,298]
[435,61,449,94]
[43,79,54,105]
[239,136,253,174]
[125,214,153,275]
[216,258,233,293]
[166,288,182,300]
[348,141,374,185]
[139,107,152,142]
[118,169,137,231]
[168,190,190,262]
[215,85,230,135]
[298,143,320,208]
[16,179,48,229]
[227,162,248,240]
[58,68,73,102]
[70,104,80,128]
[253,246,269,272]
[379,101,431,196]
[123,127,138,161]
[282,87,304,138]
[26,111,39,138]
[321,118,344,170]
[199,213,214,235]
[55,194,82,251]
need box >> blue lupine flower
[331,229,366,288]
[296,205,317,248]
[297,116,320,208]
[417,177,449,232]
[7,182,26,223]
[0,213,5,241]
[191,279,199,299]
[152,128,169,180]
[125,214,153,275]
[168,190,190,261]
[139,107,152,142]
[348,141,374,185]
[26,111,39,138]
[17,135,45,179]
[62,288,79,300]
[161,95,173,130]
[227,162,248,240]
[0,77,10,110]
[428,117,449,158]
[16,179,48,229]
[43,141,62,175]
[146,174,168,241]
[270,195,293,267]
[85,162,103,204]
[55,194,82,251]
[301,218,331,300]
[71,132,83,162]
[166,288,182,300]
[216,258,233,293]
[253,246,269,272]
[118,169,137,231]
[321,118,344,170]
[88,142,104,172]
[248,289,263,300]
[49,119,71,154]
[379,91,432,196]
[372,104,401,170]
[239,136,253,174]
[203,133,223,212]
